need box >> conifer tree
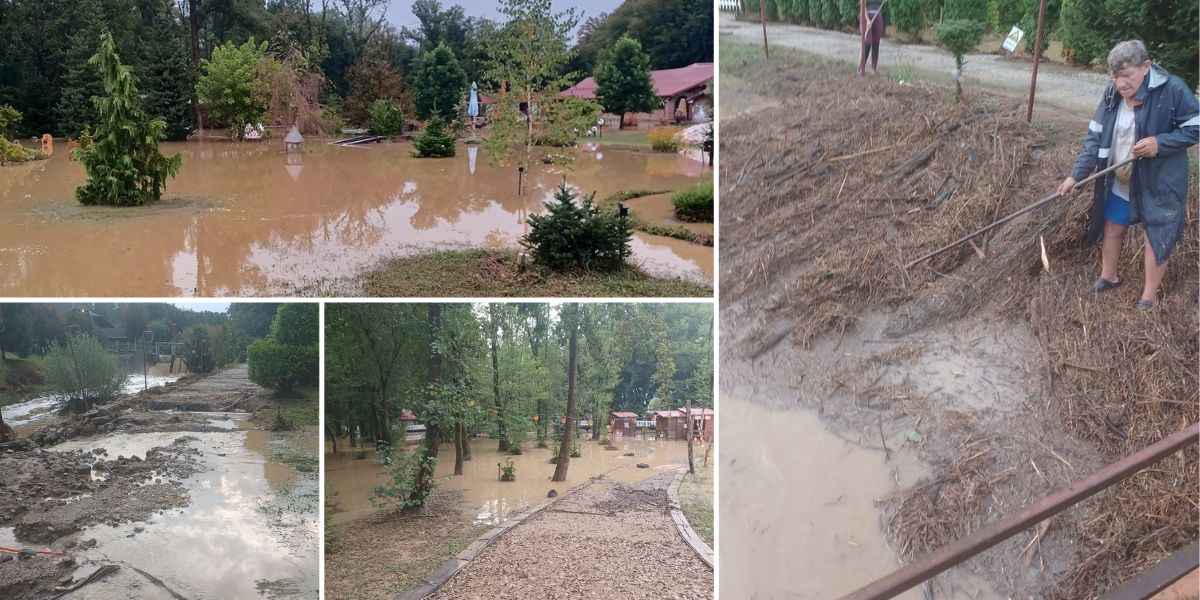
[523,182,632,271]
[138,15,195,141]
[411,115,456,158]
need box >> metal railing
[841,422,1200,600]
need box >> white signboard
[1002,26,1025,52]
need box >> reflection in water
[47,430,318,599]
[0,142,710,296]
[326,436,691,526]
[721,398,1001,600]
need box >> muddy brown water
[624,193,714,237]
[45,427,319,599]
[325,436,691,526]
[0,142,711,296]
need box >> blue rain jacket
[1069,64,1199,264]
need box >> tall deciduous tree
[552,304,580,482]
[594,35,658,130]
[411,42,467,123]
[195,39,269,139]
[74,32,182,206]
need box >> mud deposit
[326,436,690,526]
[0,142,710,296]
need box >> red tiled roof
[681,407,714,416]
[562,63,714,100]
[399,409,417,421]
[612,412,639,418]
[654,410,683,418]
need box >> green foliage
[672,181,714,222]
[889,0,935,36]
[813,0,838,27]
[987,0,1023,31]
[537,97,602,147]
[412,115,457,158]
[594,36,658,129]
[0,136,32,164]
[270,303,318,347]
[196,39,269,139]
[55,18,105,139]
[324,484,339,552]
[138,14,196,141]
[648,127,682,152]
[369,99,405,136]
[248,340,318,393]
[412,43,468,124]
[499,458,516,481]
[944,0,988,22]
[1059,0,1196,89]
[181,325,219,374]
[836,0,859,27]
[371,446,439,509]
[937,19,988,70]
[0,105,21,138]
[73,32,182,206]
[569,0,712,75]
[523,182,633,272]
[570,440,581,457]
[227,303,280,343]
[43,336,127,413]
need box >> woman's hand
[1132,136,1159,158]
[1057,176,1078,197]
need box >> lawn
[679,462,714,547]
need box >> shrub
[944,0,988,23]
[523,182,632,272]
[499,459,516,481]
[672,181,715,222]
[371,446,439,509]
[889,0,934,37]
[836,0,858,27]
[411,115,456,158]
[271,303,318,347]
[648,127,681,152]
[0,104,20,138]
[247,340,317,393]
[369,99,405,137]
[43,337,127,413]
[0,136,31,164]
[181,325,219,374]
[937,19,987,100]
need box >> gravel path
[719,12,1108,118]
[429,470,713,599]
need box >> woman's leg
[1100,220,1126,282]
[870,40,880,72]
[1141,230,1167,302]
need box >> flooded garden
[0,141,711,297]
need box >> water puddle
[721,397,1000,599]
[625,193,714,237]
[326,437,689,526]
[0,142,711,295]
[45,429,318,599]
[3,373,181,432]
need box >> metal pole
[760,0,768,58]
[840,421,1200,600]
[143,331,153,391]
[1025,0,1048,123]
[64,325,86,411]
[905,157,1136,269]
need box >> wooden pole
[760,0,769,58]
[1026,0,1049,123]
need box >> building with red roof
[562,63,714,126]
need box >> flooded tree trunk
[326,425,338,454]
[453,419,464,475]
[489,306,508,452]
[552,308,579,482]
[412,304,444,505]
[461,422,472,461]
[686,395,694,475]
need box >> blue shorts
[1104,189,1132,226]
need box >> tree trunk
[374,392,392,448]
[489,306,507,452]
[686,395,695,475]
[461,421,472,460]
[326,425,338,454]
[591,394,601,441]
[412,304,444,505]
[552,309,579,482]
[453,419,464,475]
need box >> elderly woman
[1058,40,1198,311]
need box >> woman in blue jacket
[1057,40,1198,311]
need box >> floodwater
[0,141,712,296]
[326,436,691,526]
[47,428,319,599]
[721,397,1002,600]
[625,193,714,237]
[2,372,180,432]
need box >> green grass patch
[272,387,319,427]
[598,190,714,246]
[362,249,710,297]
[679,463,714,547]
[721,39,826,72]
[591,129,650,146]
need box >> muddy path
[0,366,318,599]
[719,51,1197,598]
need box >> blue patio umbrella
[468,82,479,119]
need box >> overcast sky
[173,302,231,314]
[384,0,626,39]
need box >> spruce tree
[411,43,467,124]
[411,115,456,158]
[594,35,659,129]
[74,32,182,206]
[137,14,195,141]
[522,182,632,272]
[55,6,106,138]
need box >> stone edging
[667,467,715,569]
[395,479,598,600]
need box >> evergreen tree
[411,42,467,124]
[411,115,456,157]
[54,8,107,138]
[594,35,658,130]
[74,32,183,206]
[138,14,196,141]
[523,182,632,272]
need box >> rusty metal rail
[1100,540,1198,600]
[840,421,1200,600]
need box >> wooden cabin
[653,410,687,440]
[610,412,639,437]
[681,407,715,442]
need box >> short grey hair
[1108,40,1150,73]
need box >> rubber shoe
[1135,299,1154,312]
[1091,276,1121,293]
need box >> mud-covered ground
[0,366,318,599]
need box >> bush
[371,447,438,509]
[411,115,456,158]
[648,127,681,152]
[889,0,934,37]
[369,99,405,137]
[944,0,988,23]
[937,18,987,99]
[523,182,632,272]
[0,104,20,138]
[181,325,219,374]
[0,136,31,164]
[247,340,317,393]
[271,303,318,347]
[43,337,127,413]
[672,181,715,222]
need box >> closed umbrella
[468,82,479,140]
